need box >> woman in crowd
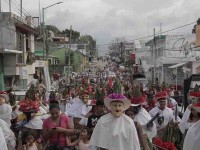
[42,100,76,150]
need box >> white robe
[89,113,140,150]
[183,120,200,150]
[0,119,16,148]
[24,106,49,130]
[0,127,8,150]
[178,105,191,134]
[0,104,12,127]
[149,106,174,129]
[134,108,157,139]
[65,98,92,118]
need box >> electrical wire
[4,0,38,27]
[97,21,196,47]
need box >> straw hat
[104,93,131,111]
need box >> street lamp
[42,2,63,60]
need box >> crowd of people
[0,61,200,150]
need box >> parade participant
[0,119,16,150]
[125,108,148,150]
[183,102,200,150]
[0,125,8,150]
[66,90,92,129]
[43,100,75,150]
[130,87,156,150]
[89,93,140,150]
[143,93,156,112]
[149,91,174,137]
[0,92,12,127]
[179,90,200,134]
[87,100,105,128]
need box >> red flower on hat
[155,91,168,101]
[131,96,145,105]
[193,102,200,107]
[189,92,200,97]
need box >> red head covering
[155,91,168,101]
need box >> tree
[61,29,80,41]
[79,35,96,55]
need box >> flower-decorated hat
[192,102,200,113]
[188,84,200,103]
[104,93,131,111]
[154,91,168,101]
[87,99,97,106]
[131,96,146,106]
[130,85,146,106]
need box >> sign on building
[64,66,73,75]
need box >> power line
[97,21,196,47]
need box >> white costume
[0,127,8,150]
[149,106,174,129]
[0,119,16,149]
[183,120,200,150]
[178,105,192,134]
[0,104,12,127]
[66,98,92,118]
[66,98,92,127]
[134,107,157,139]
[24,106,49,130]
[89,113,140,150]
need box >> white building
[145,34,200,87]
[0,12,38,90]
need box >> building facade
[0,12,38,90]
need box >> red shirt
[43,115,70,147]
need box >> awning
[3,49,22,53]
[168,62,187,69]
[15,23,39,35]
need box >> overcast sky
[1,0,200,55]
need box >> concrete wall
[0,13,16,50]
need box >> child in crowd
[78,127,93,150]
[17,131,42,150]
[66,127,93,150]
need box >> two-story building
[145,34,199,87]
[0,12,38,90]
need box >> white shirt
[149,106,174,129]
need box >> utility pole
[120,42,124,63]
[67,25,72,84]
[9,0,11,12]
[42,8,45,60]
[38,0,41,35]
[20,0,22,17]
[153,28,156,83]
[0,0,1,12]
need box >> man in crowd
[87,100,105,128]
